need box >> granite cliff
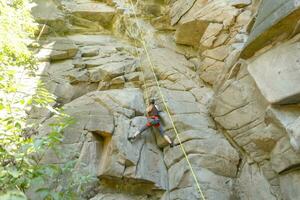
[29,0,300,199]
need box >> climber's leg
[163,135,174,147]
[158,125,164,135]
[136,124,150,136]
[157,125,174,147]
[128,123,150,141]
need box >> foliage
[0,0,96,199]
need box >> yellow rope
[127,29,149,103]
[127,1,206,199]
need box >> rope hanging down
[127,1,206,199]
[126,29,149,102]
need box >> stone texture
[37,38,78,61]
[230,0,252,8]
[202,45,231,61]
[32,0,63,21]
[279,170,300,200]
[28,0,300,199]
[90,193,149,200]
[266,105,300,152]
[234,163,276,200]
[175,20,208,47]
[164,130,239,177]
[172,0,239,47]
[200,23,223,47]
[170,0,196,25]
[200,60,225,85]
[242,0,300,58]
[31,0,67,33]
[248,39,300,104]
[271,137,300,173]
[168,157,234,199]
[287,117,300,152]
[62,0,116,27]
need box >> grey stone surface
[287,117,300,152]
[28,0,300,199]
[31,0,67,33]
[168,156,233,199]
[266,105,300,152]
[271,137,300,173]
[230,0,252,8]
[279,170,300,200]
[242,0,300,58]
[164,130,239,177]
[171,0,239,47]
[234,162,276,200]
[62,0,116,27]
[248,40,300,104]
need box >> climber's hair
[149,99,155,105]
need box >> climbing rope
[127,1,206,199]
[125,28,150,102]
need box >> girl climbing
[128,99,174,147]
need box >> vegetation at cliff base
[0,1,94,199]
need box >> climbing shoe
[128,135,136,142]
[170,141,174,148]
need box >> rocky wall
[28,0,300,199]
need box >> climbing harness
[127,1,206,199]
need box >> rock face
[242,0,300,58]
[29,0,300,199]
[248,39,300,104]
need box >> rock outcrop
[29,0,300,199]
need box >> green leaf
[7,167,21,178]
[0,190,27,200]
[20,99,25,105]
[15,122,22,129]
[27,98,32,105]
[36,188,50,199]
[30,176,44,186]
[50,192,60,200]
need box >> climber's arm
[155,105,163,115]
[146,105,152,116]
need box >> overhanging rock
[247,40,300,104]
[241,0,300,58]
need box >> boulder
[202,45,231,61]
[31,0,67,33]
[164,130,239,177]
[90,193,146,200]
[287,117,300,152]
[211,74,267,130]
[168,156,234,199]
[39,38,78,61]
[242,0,300,58]
[75,135,103,176]
[80,46,99,57]
[266,105,300,151]
[175,20,209,47]
[62,0,116,27]
[248,40,300,104]
[234,162,276,200]
[169,0,196,25]
[230,0,252,8]
[279,170,300,200]
[200,60,225,85]
[159,89,199,115]
[200,23,224,48]
[210,64,275,162]
[270,137,300,173]
[172,0,239,47]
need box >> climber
[128,99,174,147]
